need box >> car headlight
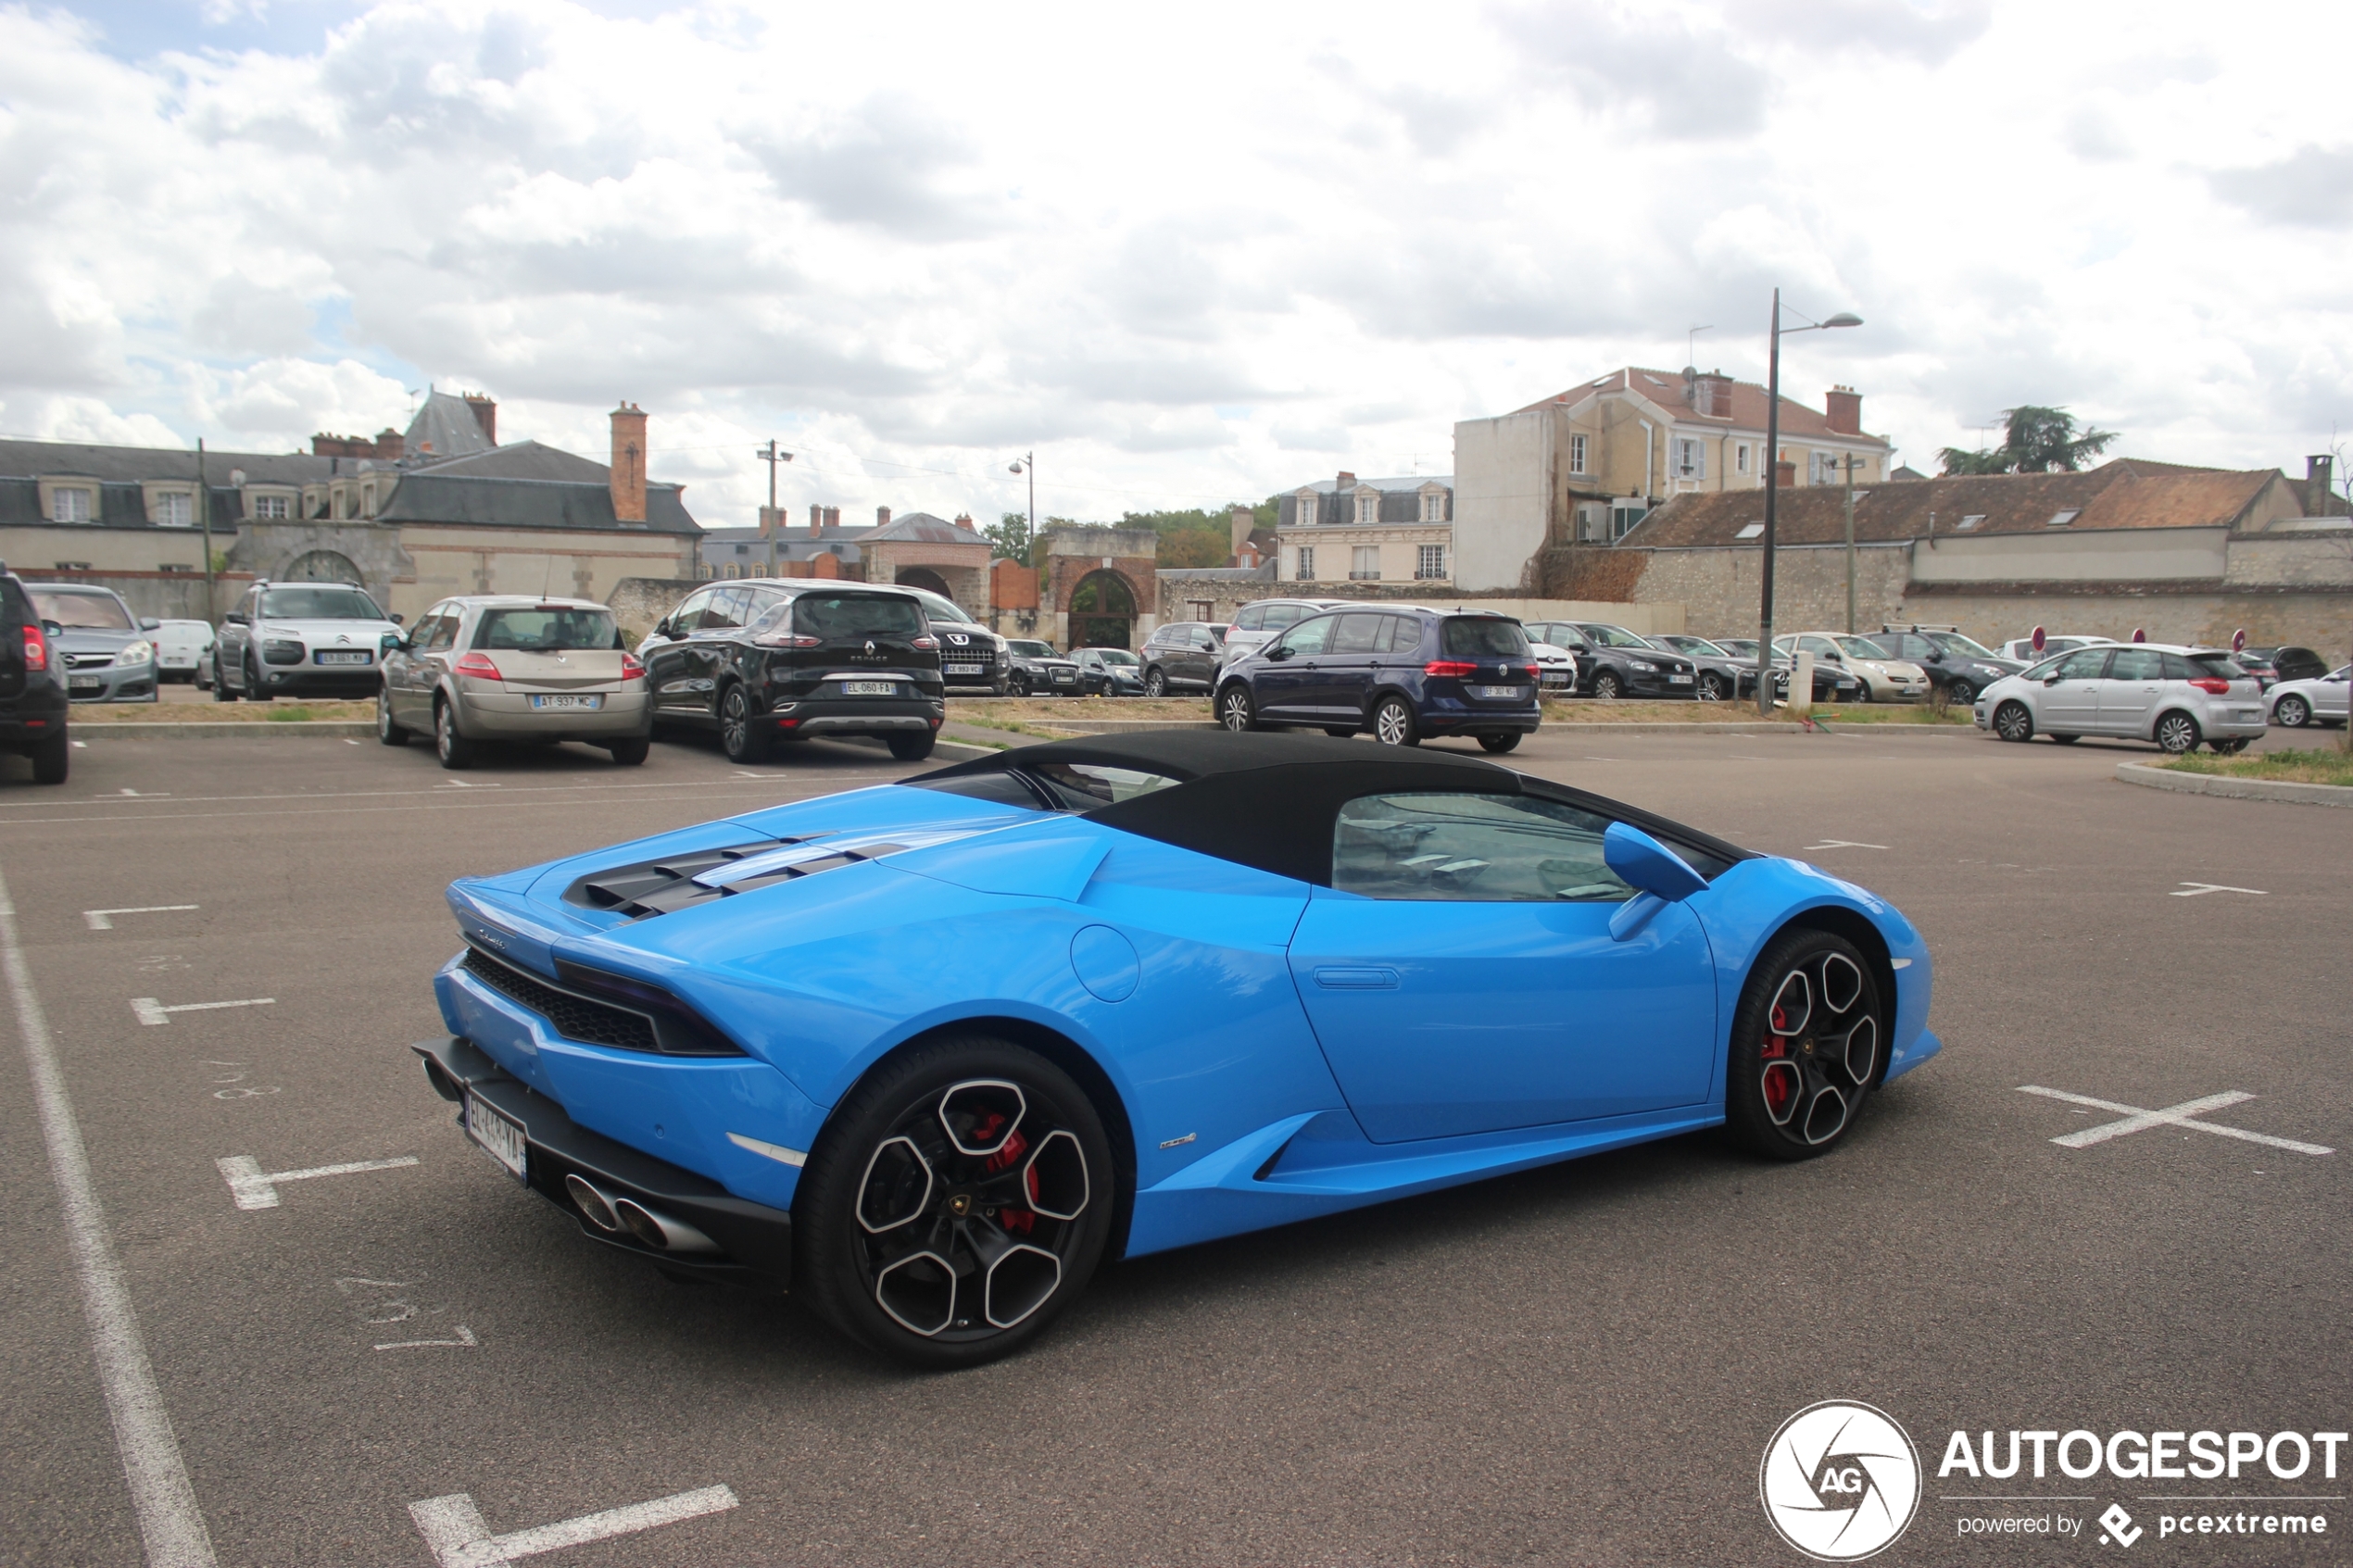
[1629,659,1656,671]
[119,639,154,667]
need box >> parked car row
[1213,605,1541,752]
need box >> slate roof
[862,511,986,546]
[1618,461,2278,549]
[378,471,698,535]
[408,441,607,483]
[1290,475,1454,495]
[1517,368,1887,446]
[0,438,337,529]
[404,391,495,461]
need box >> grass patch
[1538,699,1972,725]
[74,698,377,723]
[2159,747,2353,787]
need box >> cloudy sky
[5,0,2349,527]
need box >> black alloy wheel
[434,698,476,770]
[794,1036,1114,1369]
[1591,670,1623,700]
[245,653,274,702]
[211,651,237,701]
[1216,685,1256,732]
[1478,733,1521,753]
[2155,711,2202,755]
[1946,678,1977,708]
[1993,701,2033,743]
[1009,673,1029,696]
[1144,667,1168,697]
[1725,930,1882,1160]
[2277,695,2310,727]
[1699,672,1728,702]
[377,688,409,746]
[1372,696,1418,746]
[719,684,771,763]
[887,732,936,761]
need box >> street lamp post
[1754,292,1863,714]
[1008,452,1035,555]
[754,439,792,575]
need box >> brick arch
[894,566,953,597]
[1058,566,1140,649]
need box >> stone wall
[606,577,701,643]
[1901,585,2353,654]
[1614,543,1917,640]
[13,566,254,622]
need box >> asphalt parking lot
[3,719,2346,1566]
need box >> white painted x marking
[2171,882,2268,897]
[1805,839,1887,851]
[2018,1085,2332,1155]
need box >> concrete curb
[999,717,1981,738]
[74,721,376,739]
[2115,760,2353,809]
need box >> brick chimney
[2309,456,2336,515]
[758,506,783,539]
[1336,470,1356,489]
[953,511,975,531]
[876,506,891,528]
[1824,385,1863,435]
[1231,504,1255,556]
[809,502,824,533]
[1775,458,1797,489]
[824,506,839,529]
[1698,370,1734,419]
[463,393,497,446]
[609,402,648,524]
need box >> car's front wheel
[1478,732,1521,753]
[1216,684,1256,732]
[1591,670,1623,700]
[1009,673,1028,697]
[244,654,273,702]
[1849,676,1872,704]
[1144,668,1167,697]
[212,652,237,701]
[794,1036,1114,1369]
[2276,695,2310,727]
[1945,677,1977,708]
[2155,711,2202,754]
[719,684,771,763]
[1699,672,1728,702]
[1725,929,1881,1160]
[1993,700,2032,743]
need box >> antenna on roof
[1687,324,1713,367]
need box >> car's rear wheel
[608,737,649,766]
[1373,696,1418,746]
[1993,700,2032,743]
[2155,711,2201,754]
[1144,668,1167,697]
[719,684,771,764]
[434,697,476,770]
[887,732,936,761]
[1591,670,1623,700]
[2049,734,2080,744]
[794,1036,1114,1369]
[377,688,409,746]
[1216,685,1256,732]
[212,652,237,701]
[2276,695,2310,727]
[30,731,68,785]
[1725,929,1881,1161]
[1945,677,1977,708]
[1478,733,1521,753]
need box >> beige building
[1274,471,1454,588]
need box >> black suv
[1526,621,1699,698]
[1874,626,2024,708]
[1003,639,1081,696]
[638,582,945,763]
[1140,621,1225,694]
[1,566,69,784]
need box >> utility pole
[1756,292,1783,715]
[1843,452,1859,633]
[754,440,792,577]
[196,438,216,624]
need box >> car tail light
[620,651,645,681]
[21,623,45,672]
[1521,663,1540,680]
[454,651,502,680]
[2188,676,2230,695]
[912,634,937,649]
[1424,659,1478,678]
[753,631,822,649]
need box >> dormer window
[1295,492,1320,526]
[252,494,291,520]
[1421,490,1445,522]
[152,491,192,526]
[51,485,94,522]
[1356,492,1377,524]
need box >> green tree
[1939,406,2119,475]
[985,511,1035,563]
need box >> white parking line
[2171,882,2268,897]
[132,997,274,1026]
[217,1153,421,1210]
[84,904,199,931]
[0,864,220,1567]
[2018,1085,2333,1155]
[409,1484,738,1568]
[1805,839,1888,851]
[375,1326,477,1351]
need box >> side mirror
[140,617,162,631]
[2043,674,2062,685]
[225,611,249,626]
[1267,644,1293,661]
[44,620,63,638]
[1604,823,1708,942]
[652,620,673,638]
[381,633,404,654]
[389,612,405,626]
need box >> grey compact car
[28,583,160,703]
[214,579,403,700]
[1976,643,2267,753]
[379,596,651,770]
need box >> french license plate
[529,693,602,709]
[1668,674,1694,684]
[1472,684,1528,699]
[1541,673,1570,685]
[944,663,983,675]
[842,680,898,696]
[463,1090,527,1180]
[1052,671,1075,682]
[69,674,102,692]
[316,650,371,666]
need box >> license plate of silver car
[69,675,102,692]
[1472,684,1527,699]
[529,694,602,709]
[317,650,371,665]
[944,663,983,675]
[843,680,898,696]
[463,1090,527,1181]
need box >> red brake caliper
[979,1124,1036,1234]
[1761,1004,1795,1115]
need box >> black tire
[1372,696,1418,746]
[1144,667,1168,697]
[2276,695,2310,728]
[719,684,771,764]
[245,654,273,702]
[434,698,476,770]
[30,730,68,785]
[2154,710,2201,755]
[2209,737,2251,756]
[608,737,649,766]
[2049,734,2080,745]
[1992,700,2032,743]
[793,1035,1115,1369]
[1724,929,1882,1161]
[887,732,936,761]
[212,651,236,701]
[1849,676,1872,704]
[1216,684,1256,733]
[1324,725,1357,738]
[1591,670,1623,701]
[377,688,409,746]
[1478,733,1522,753]
[1945,678,1977,708]
[1009,674,1028,697]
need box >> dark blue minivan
[1213,606,1541,751]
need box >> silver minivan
[1975,643,2266,753]
[379,596,651,769]
[1218,597,1353,669]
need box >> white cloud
[2,0,2351,522]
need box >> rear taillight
[21,624,45,672]
[1424,659,1478,678]
[620,651,645,681]
[912,635,937,649]
[1522,663,1540,680]
[2188,676,2230,695]
[752,632,822,649]
[454,651,502,680]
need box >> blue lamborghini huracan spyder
[416,732,1938,1366]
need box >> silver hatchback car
[378,596,651,770]
[1975,643,2267,753]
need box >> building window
[1736,443,1751,474]
[1416,544,1445,580]
[724,562,740,579]
[1674,438,1705,481]
[1189,599,1214,621]
[1735,521,1765,540]
[1351,546,1380,581]
[1956,514,1987,532]
[1569,433,1588,474]
[1356,493,1377,524]
[52,487,93,523]
[1421,491,1445,522]
[1296,546,1315,581]
[1610,502,1647,539]
[252,494,291,519]
[1296,494,1319,526]
[2046,509,2080,528]
[152,491,192,526]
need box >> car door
[2039,647,2110,732]
[2096,646,2167,734]
[220,585,259,684]
[2322,668,2353,721]
[686,586,757,719]
[1287,788,1718,1142]
[1313,611,1386,719]
[389,603,444,725]
[1189,624,1225,688]
[643,588,715,717]
[1254,615,1333,721]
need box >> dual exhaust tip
[564,1173,721,1255]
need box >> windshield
[1834,635,1894,659]
[473,607,620,651]
[908,587,979,628]
[1715,639,1757,658]
[261,586,383,620]
[1007,641,1055,658]
[1442,618,1531,658]
[789,594,925,639]
[1580,624,1653,649]
[1666,635,1730,657]
[31,590,133,630]
[1927,632,2001,660]
[1089,649,1139,666]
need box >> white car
[153,618,215,683]
[1529,638,1579,695]
[1976,643,2266,753]
[2268,666,2350,729]
[1774,633,1930,702]
[1996,633,2115,664]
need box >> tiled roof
[1620,461,2277,549]
[1516,368,1885,445]
[1291,475,1453,494]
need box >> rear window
[259,586,382,620]
[791,595,925,639]
[2180,653,2246,680]
[31,589,133,630]
[1441,618,1530,658]
[473,607,620,651]
[1028,762,1182,809]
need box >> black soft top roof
[908,732,1753,886]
